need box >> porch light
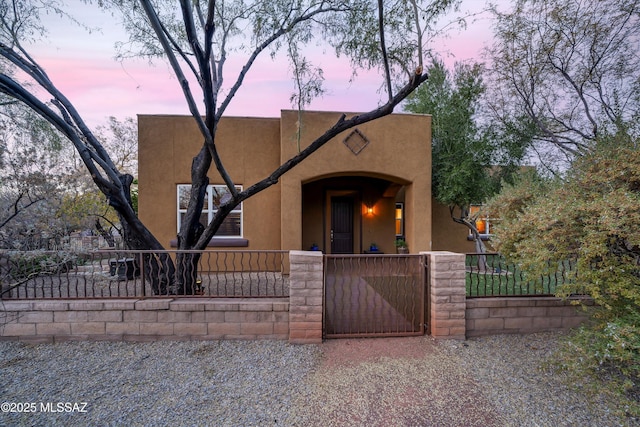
[363,202,376,216]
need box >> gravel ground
[0,332,637,426]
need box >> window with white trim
[177,184,243,238]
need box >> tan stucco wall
[430,199,476,253]
[138,115,282,249]
[361,195,395,253]
[138,111,433,253]
[279,110,432,253]
[430,199,499,253]
[301,183,325,251]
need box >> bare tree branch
[196,72,428,248]
[377,0,392,100]
[0,190,43,229]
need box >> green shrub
[556,310,640,417]
[487,136,640,406]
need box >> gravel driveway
[0,332,637,426]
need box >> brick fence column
[423,251,466,340]
[288,250,323,344]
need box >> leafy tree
[404,59,526,253]
[0,0,458,293]
[487,135,640,388]
[0,101,137,245]
[484,0,640,395]
[0,101,137,249]
[0,101,69,248]
[487,0,640,170]
[57,116,139,247]
[95,116,138,177]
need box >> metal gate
[323,254,428,338]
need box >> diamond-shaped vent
[343,129,370,155]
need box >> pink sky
[29,0,500,127]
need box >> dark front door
[331,196,354,254]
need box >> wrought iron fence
[0,250,289,299]
[466,253,576,297]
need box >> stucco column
[288,250,323,344]
[281,176,302,251]
[406,177,432,253]
[422,251,466,339]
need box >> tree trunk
[108,173,177,295]
[175,251,201,295]
[468,226,488,273]
[94,219,116,248]
[449,205,488,272]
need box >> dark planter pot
[109,258,140,280]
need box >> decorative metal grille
[1,250,289,299]
[342,128,370,155]
[323,254,427,338]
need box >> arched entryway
[301,175,408,254]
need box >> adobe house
[138,110,473,254]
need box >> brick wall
[424,251,590,339]
[288,250,323,344]
[1,250,593,343]
[0,298,288,343]
[425,251,466,340]
[466,297,592,337]
[0,250,322,343]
